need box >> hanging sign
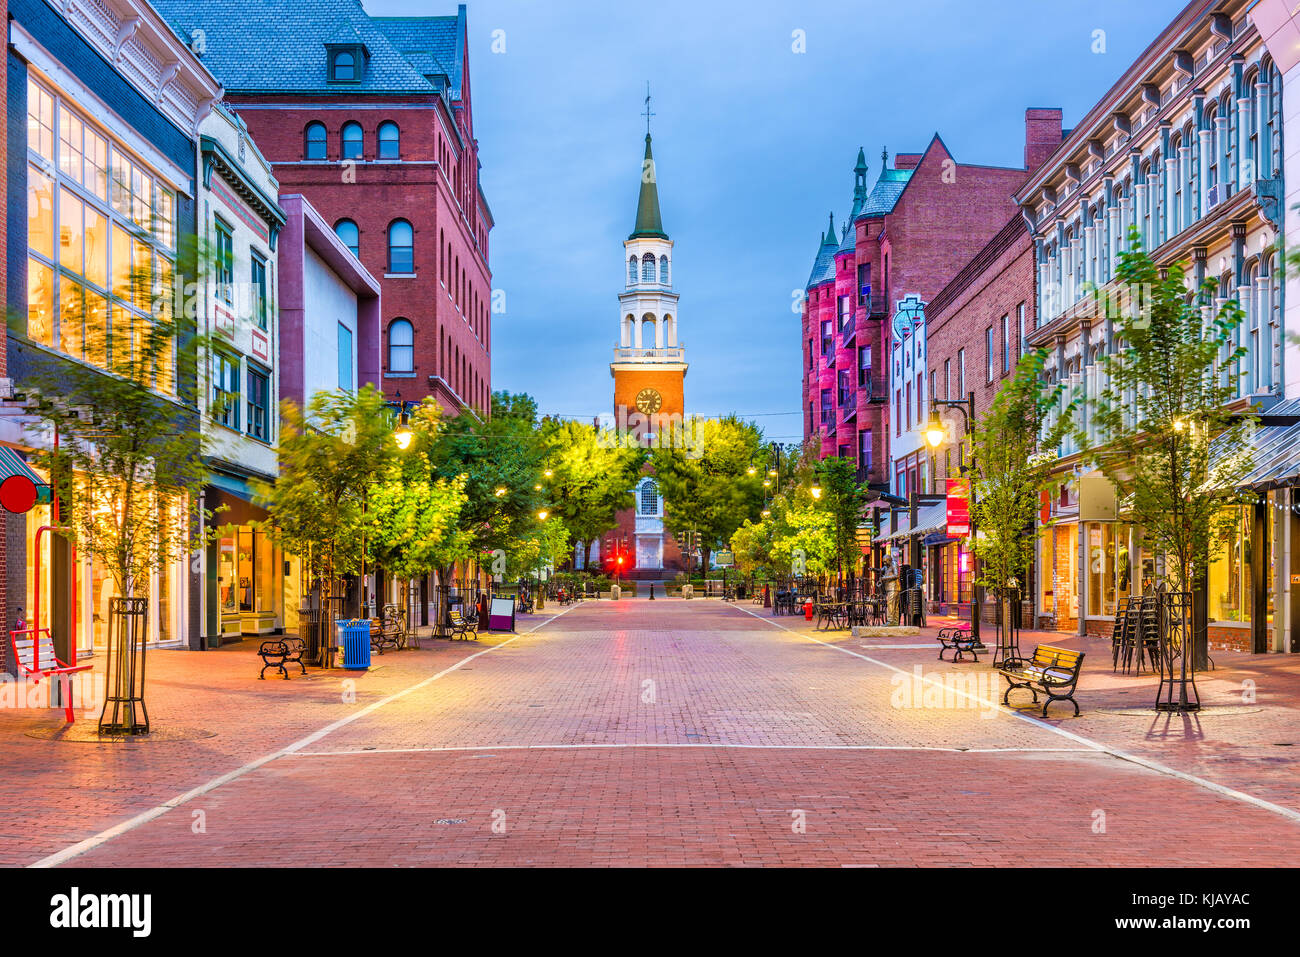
[946,478,970,538]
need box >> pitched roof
[860,167,913,218]
[806,213,840,287]
[152,0,463,96]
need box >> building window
[341,122,363,160]
[821,319,833,355]
[943,358,951,399]
[246,366,269,441]
[858,344,871,388]
[838,295,851,330]
[641,253,655,281]
[335,219,360,257]
[660,255,669,284]
[985,326,994,382]
[859,428,872,472]
[330,49,361,82]
[387,220,414,273]
[212,352,240,429]
[915,372,924,424]
[388,318,414,373]
[1017,302,1027,357]
[1000,314,1010,373]
[905,380,912,428]
[628,256,637,284]
[304,122,327,160]
[957,348,966,396]
[338,324,354,391]
[640,480,659,515]
[377,121,400,160]
[26,78,177,390]
[895,389,902,435]
[857,262,871,305]
[215,220,234,303]
[838,369,852,406]
[821,389,833,426]
[250,254,268,330]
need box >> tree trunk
[582,538,593,572]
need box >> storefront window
[1086,523,1131,618]
[1208,506,1252,623]
[1040,525,1078,621]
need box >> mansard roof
[152,0,464,96]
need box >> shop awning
[874,501,948,543]
[1238,398,1300,490]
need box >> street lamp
[925,394,983,649]
[811,482,823,501]
[393,392,414,450]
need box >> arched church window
[640,480,659,515]
[628,256,637,284]
[660,255,669,284]
[641,253,655,282]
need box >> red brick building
[802,111,1062,502]
[921,214,1037,618]
[155,0,493,416]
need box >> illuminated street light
[538,510,549,521]
[811,483,822,500]
[924,411,946,450]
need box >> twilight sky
[367,0,1188,440]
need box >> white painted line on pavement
[288,743,1094,757]
[731,603,1300,826]
[28,602,584,868]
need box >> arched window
[378,121,400,160]
[659,255,669,284]
[640,313,656,349]
[388,220,414,273]
[621,314,634,348]
[342,122,364,160]
[333,51,356,81]
[388,318,414,373]
[628,256,637,285]
[641,253,655,281]
[335,219,360,257]
[639,480,659,515]
[305,122,327,160]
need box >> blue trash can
[336,619,371,670]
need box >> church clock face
[635,388,663,414]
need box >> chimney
[1024,107,1063,172]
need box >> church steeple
[630,133,667,240]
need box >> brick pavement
[1,597,1298,866]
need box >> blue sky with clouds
[366,0,1188,439]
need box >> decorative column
[1194,89,1210,212]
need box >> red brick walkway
[2,598,1298,866]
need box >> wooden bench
[448,607,478,641]
[999,644,1085,717]
[9,628,92,722]
[937,622,978,662]
[371,607,409,654]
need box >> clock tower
[611,130,686,435]
[605,112,687,578]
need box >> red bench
[8,628,92,723]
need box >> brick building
[155,0,493,417]
[1017,0,1293,650]
[801,115,1060,506]
[3,0,220,665]
[920,214,1037,619]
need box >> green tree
[812,456,871,580]
[1087,229,1255,670]
[23,233,207,732]
[539,419,645,569]
[969,348,1071,601]
[426,390,548,583]
[649,416,765,569]
[365,399,469,586]
[255,385,399,611]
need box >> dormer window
[326,43,368,83]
